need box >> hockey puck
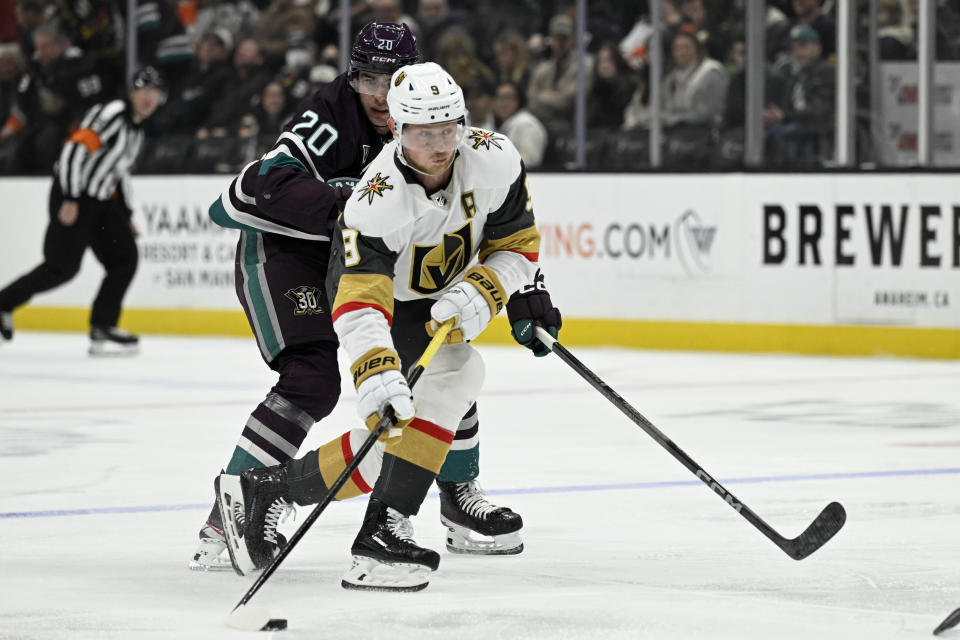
[261,618,287,631]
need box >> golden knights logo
[409,222,473,295]
[357,172,394,204]
[468,129,504,151]
[285,285,324,316]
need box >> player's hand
[429,266,504,343]
[506,269,561,357]
[357,369,415,435]
[58,200,79,226]
[333,185,353,213]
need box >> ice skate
[215,466,294,576]
[188,520,232,571]
[438,480,523,555]
[0,311,12,341]
[341,498,440,592]
[88,325,139,356]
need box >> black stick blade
[779,501,846,560]
[934,607,960,636]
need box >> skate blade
[214,474,257,576]
[188,552,235,572]
[188,537,233,571]
[88,342,139,357]
[340,555,432,592]
[442,518,524,555]
[188,560,235,572]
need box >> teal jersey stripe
[240,232,283,360]
[258,151,309,176]
[209,194,263,232]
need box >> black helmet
[349,22,419,76]
[131,66,166,92]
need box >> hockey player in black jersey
[216,61,563,591]
[198,23,526,571]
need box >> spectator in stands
[464,76,495,130]
[790,0,835,58]
[237,79,292,160]
[13,0,46,64]
[623,30,728,131]
[275,33,319,105]
[0,43,23,171]
[367,0,419,38]
[492,30,532,89]
[723,30,787,129]
[434,24,494,89]
[715,30,788,168]
[198,37,270,136]
[1,22,112,172]
[766,25,835,166]
[0,43,21,122]
[876,0,912,60]
[416,0,464,62]
[252,0,314,70]
[587,41,635,131]
[527,13,595,135]
[53,0,125,78]
[191,0,260,47]
[492,80,547,168]
[678,0,732,64]
[154,28,233,136]
[134,0,195,77]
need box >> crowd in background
[2,0,959,174]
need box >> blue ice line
[2,467,958,519]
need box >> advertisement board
[0,173,957,356]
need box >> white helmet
[387,62,466,139]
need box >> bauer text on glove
[352,347,415,431]
[428,265,505,343]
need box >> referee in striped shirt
[0,67,165,355]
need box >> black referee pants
[0,180,138,328]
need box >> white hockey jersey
[329,127,541,359]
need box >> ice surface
[1,332,958,639]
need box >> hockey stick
[226,319,455,629]
[534,327,846,561]
[934,607,960,635]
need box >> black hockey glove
[506,269,561,357]
[333,185,354,213]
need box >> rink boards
[0,173,957,358]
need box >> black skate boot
[0,311,12,341]
[438,480,524,555]
[89,325,139,356]
[215,466,294,575]
[341,498,440,592]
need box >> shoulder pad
[459,127,522,180]
[344,153,410,236]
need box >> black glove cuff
[507,290,562,330]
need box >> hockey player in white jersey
[216,61,562,590]
[329,61,562,590]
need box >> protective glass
[350,72,391,97]
[400,122,466,154]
